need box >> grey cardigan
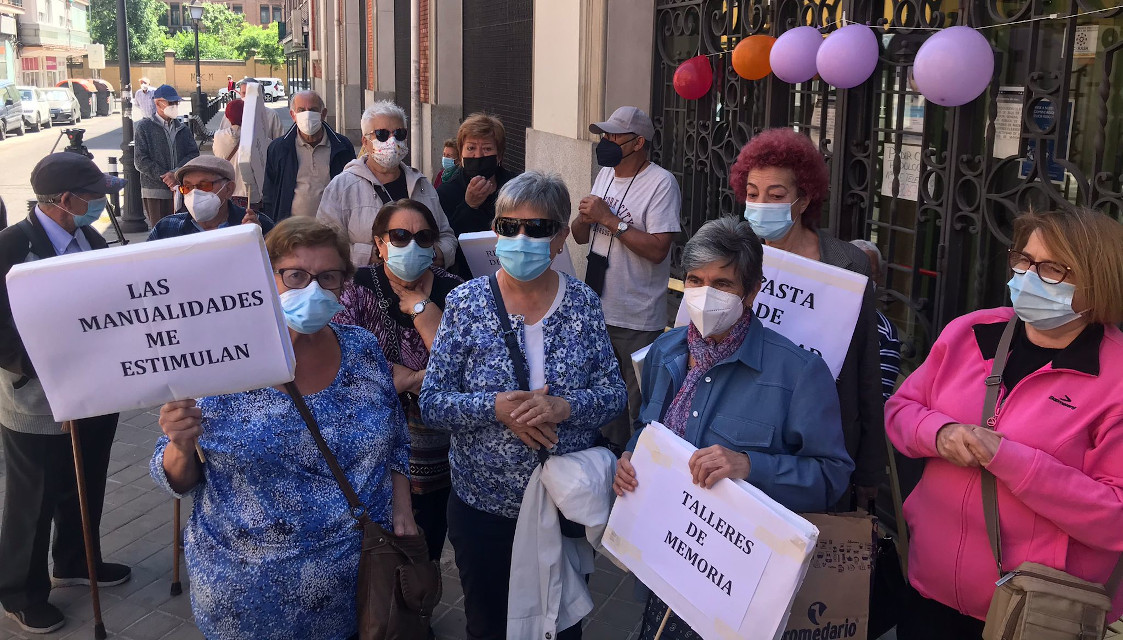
[133,115,200,199]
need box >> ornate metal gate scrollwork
[652,0,1123,367]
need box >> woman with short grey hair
[319,100,458,268]
[420,171,627,639]
[614,217,853,640]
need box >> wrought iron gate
[652,0,1123,366]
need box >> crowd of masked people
[0,86,1121,640]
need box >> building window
[273,6,282,22]
[170,3,180,26]
[182,5,190,24]
[233,4,242,13]
[260,6,270,23]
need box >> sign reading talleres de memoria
[6,225,296,421]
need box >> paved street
[0,406,646,640]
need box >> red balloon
[673,56,713,100]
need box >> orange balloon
[732,35,777,80]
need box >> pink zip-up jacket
[886,307,1123,620]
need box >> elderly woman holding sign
[614,217,853,640]
[151,218,416,640]
[420,171,626,640]
[730,128,884,509]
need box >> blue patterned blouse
[150,324,409,640]
[419,273,627,519]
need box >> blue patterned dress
[150,324,409,640]
[418,273,627,518]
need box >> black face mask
[595,136,638,168]
[462,154,499,180]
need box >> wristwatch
[613,221,629,238]
[409,298,431,318]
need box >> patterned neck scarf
[663,311,754,438]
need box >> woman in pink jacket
[886,207,1123,639]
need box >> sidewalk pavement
[0,406,646,640]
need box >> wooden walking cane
[62,419,107,640]
[171,499,183,596]
[171,439,204,596]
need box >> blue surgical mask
[496,234,554,282]
[441,157,455,170]
[279,281,344,334]
[1008,270,1085,330]
[384,239,434,282]
[743,202,795,241]
[71,196,106,227]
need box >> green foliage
[200,3,246,42]
[236,22,284,67]
[166,29,238,60]
[88,0,168,62]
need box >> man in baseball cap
[573,105,683,450]
[147,155,274,240]
[0,152,131,634]
[134,84,200,228]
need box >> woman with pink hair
[729,128,885,510]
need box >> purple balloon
[816,24,880,89]
[914,26,994,107]
[771,26,824,84]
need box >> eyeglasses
[494,217,562,239]
[386,228,438,248]
[178,180,226,195]
[366,128,408,143]
[275,268,347,290]
[1008,250,1072,285]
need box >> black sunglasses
[386,228,438,248]
[368,128,408,143]
[494,217,562,239]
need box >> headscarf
[224,99,245,127]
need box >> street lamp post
[116,0,148,233]
[189,2,204,116]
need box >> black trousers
[446,492,582,640]
[412,486,451,562]
[0,416,118,613]
[895,583,985,640]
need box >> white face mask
[183,188,224,223]
[683,286,746,338]
[162,103,179,119]
[295,111,323,136]
[368,137,409,169]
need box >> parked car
[0,81,26,140]
[19,86,52,132]
[43,87,82,125]
[258,78,286,102]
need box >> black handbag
[284,382,442,640]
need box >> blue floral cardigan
[419,272,627,518]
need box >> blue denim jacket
[627,317,854,513]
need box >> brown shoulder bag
[979,319,1122,640]
[285,382,442,640]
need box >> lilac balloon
[816,24,879,89]
[914,26,994,107]
[771,26,824,84]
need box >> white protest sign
[6,225,296,421]
[674,245,867,378]
[237,82,269,202]
[457,230,576,278]
[604,423,818,640]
